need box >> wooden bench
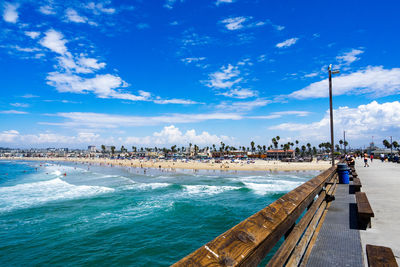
[356,192,374,229]
[352,177,362,192]
[366,244,398,267]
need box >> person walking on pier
[364,153,370,167]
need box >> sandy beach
[1,157,332,172]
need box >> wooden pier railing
[173,166,338,267]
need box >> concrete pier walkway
[306,183,364,266]
[356,158,400,265]
[307,159,400,266]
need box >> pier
[174,159,400,266]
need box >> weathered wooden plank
[353,177,362,192]
[356,192,374,216]
[173,166,336,267]
[366,244,399,267]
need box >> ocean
[0,160,319,266]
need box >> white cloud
[216,0,234,5]
[10,103,29,108]
[25,31,40,39]
[219,88,258,99]
[0,130,20,143]
[56,53,106,74]
[164,0,183,9]
[0,110,28,114]
[77,56,106,71]
[41,112,243,129]
[46,72,149,101]
[153,99,199,105]
[274,25,285,31]
[247,111,310,120]
[0,130,103,145]
[0,127,233,147]
[13,45,42,52]
[136,23,150,29]
[336,49,364,66]
[216,98,271,111]
[39,29,68,55]
[220,16,265,31]
[39,5,56,15]
[65,8,88,23]
[150,125,232,145]
[86,2,116,14]
[221,17,247,30]
[276,37,299,48]
[269,101,400,144]
[303,72,319,78]
[3,2,19,23]
[21,94,39,98]
[181,57,206,64]
[205,64,242,89]
[290,66,400,99]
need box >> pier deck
[306,183,364,266]
[356,158,400,265]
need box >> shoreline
[0,157,331,172]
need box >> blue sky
[1,0,399,149]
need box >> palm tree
[343,141,348,152]
[393,141,399,151]
[339,139,344,151]
[307,143,311,155]
[301,145,306,156]
[383,139,391,149]
[111,146,116,155]
[101,145,106,154]
[250,141,255,152]
[335,144,340,152]
[272,138,278,149]
[121,145,126,153]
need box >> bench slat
[366,244,399,267]
[356,192,374,229]
[356,192,374,216]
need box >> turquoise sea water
[0,160,319,266]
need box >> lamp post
[328,64,340,167]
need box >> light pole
[328,64,340,167]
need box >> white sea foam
[243,180,302,195]
[52,170,62,176]
[122,182,171,191]
[182,185,239,196]
[0,178,114,213]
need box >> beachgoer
[364,153,369,167]
[370,154,374,162]
[349,156,355,166]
